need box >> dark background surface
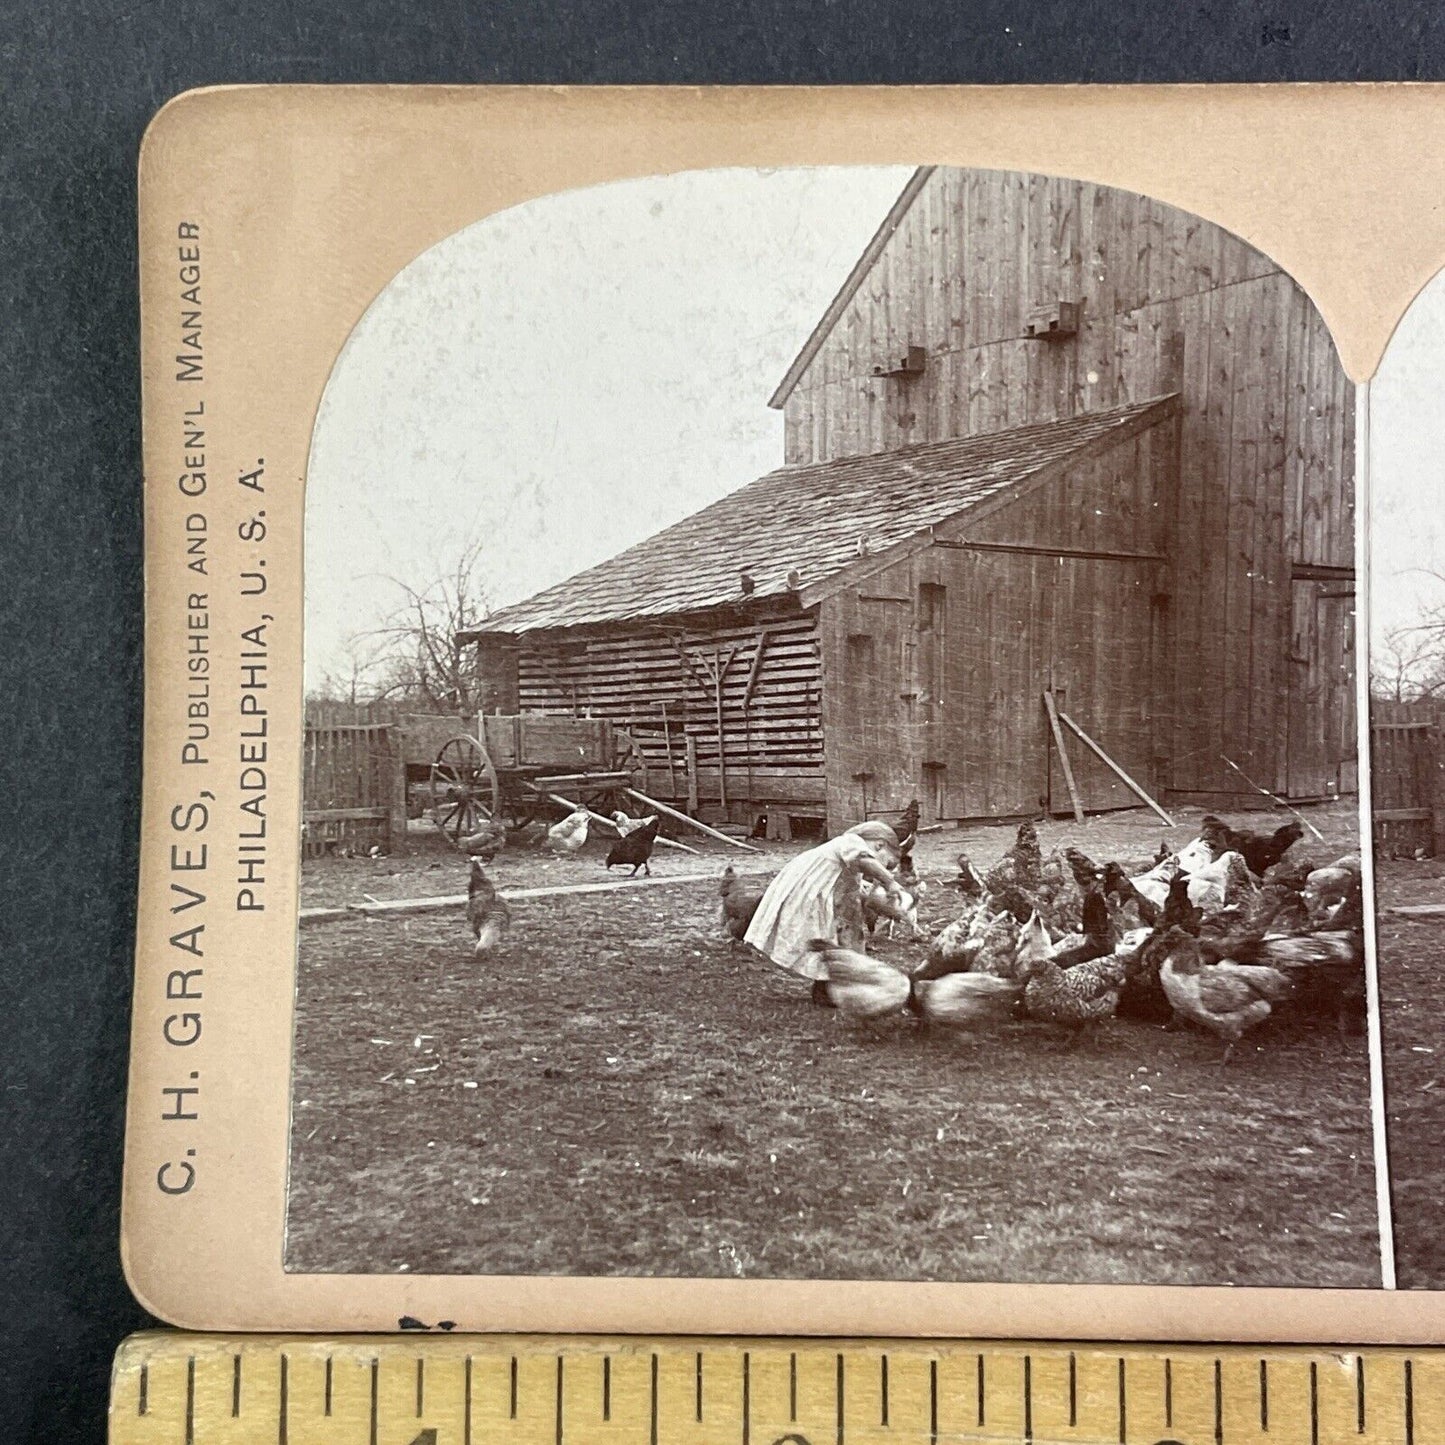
[4,2,1444,1438]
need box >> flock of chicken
[723,812,1365,1062]
[460,805,664,954]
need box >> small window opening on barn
[846,633,876,673]
[916,583,946,718]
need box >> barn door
[1045,557,1162,815]
[1287,579,1357,798]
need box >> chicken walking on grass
[466,859,511,953]
[605,816,660,876]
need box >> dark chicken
[606,816,660,876]
[1199,815,1306,878]
[894,798,921,850]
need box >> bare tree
[357,538,494,714]
[1375,569,1445,701]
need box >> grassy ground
[287,802,1379,1285]
[1374,859,1445,1289]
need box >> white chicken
[611,809,658,837]
[910,972,1022,1028]
[546,806,591,854]
[1128,853,1181,910]
[806,942,911,1023]
[1183,848,1249,911]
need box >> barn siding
[783,167,1355,798]
[820,418,1173,827]
[509,611,826,812]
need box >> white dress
[743,831,876,978]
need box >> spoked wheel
[428,735,500,845]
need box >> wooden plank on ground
[1043,690,1085,823]
[1058,710,1175,825]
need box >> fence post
[384,725,408,855]
[1431,724,1445,859]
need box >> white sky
[306,165,1445,689]
[305,166,913,689]
[1369,267,1445,646]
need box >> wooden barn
[463,166,1356,833]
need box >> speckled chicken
[1015,913,1123,1027]
[985,820,1042,898]
[1156,927,1293,1061]
[466,859,511,953]
[719,864,767,945]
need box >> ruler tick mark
[510,1356,519,1419]
[279,1353,289,1445]
[1118,1357,1127,1445]
[881,1354,889,1427]
[1309,1361,1319,1445]
[650,1353,659,1445]
[1068,1352,1077,1428]
[185,1357,195,1445]
[789,1352,798,1421]
[324,1356,332,1418]
[743,1351,751,1445]
[1024,1354,1033,1442]
[1406,1358,1415,1445]
[417,1356,425,1417]
[977,1353,986,1427]
[1164,1357,1173,1428]
[138,1363,148,1416]
[464,1357,473,1445]
[1259,1359,1269,1432]
[1213,1358,1223,1445]
[603,1355,611,1421]
[929,1359,938,1445]
[1356,1356,1366,1434]
[555,1356,564,1445]
[232,1353,242,1418]
[696,1350,704,1422]
[836,1352,845,1445]
[369,1358,379,1445]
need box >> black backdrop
[3,2,1443,1438]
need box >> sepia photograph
[1367,269,1445,1291]
[285,164,1376,1287]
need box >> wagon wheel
[428,734,500,845]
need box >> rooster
[1159,872,1203,934]
[719,864,768,944]
[1200,815,1306,878]
[894,798,921,850]
[546,806,591,855]
[1047,887,1112,967]
[466,859,511,953]
[605,816,660,876]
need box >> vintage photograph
[287,165,1375,1286]
[1367,268,1445,1291]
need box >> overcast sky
[307,164,1445,692]
[1369,267,1445,648]
[305,166,913,689]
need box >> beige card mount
[129,84,1445,1336]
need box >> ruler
[110,1334,1440,1445]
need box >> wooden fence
[1371,699,1445,858]
[302,722,408,857]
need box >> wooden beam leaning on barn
[1057,711,1175,826]
[1042,691,1086,824]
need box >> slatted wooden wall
[515,610,826,810]
[782,168,1356,799]
[1371,700,1444,857]
[302,723,407,855]
[819,417,1173,825]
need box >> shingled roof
[466,396,1177,637]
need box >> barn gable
[768,165,1356,803]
